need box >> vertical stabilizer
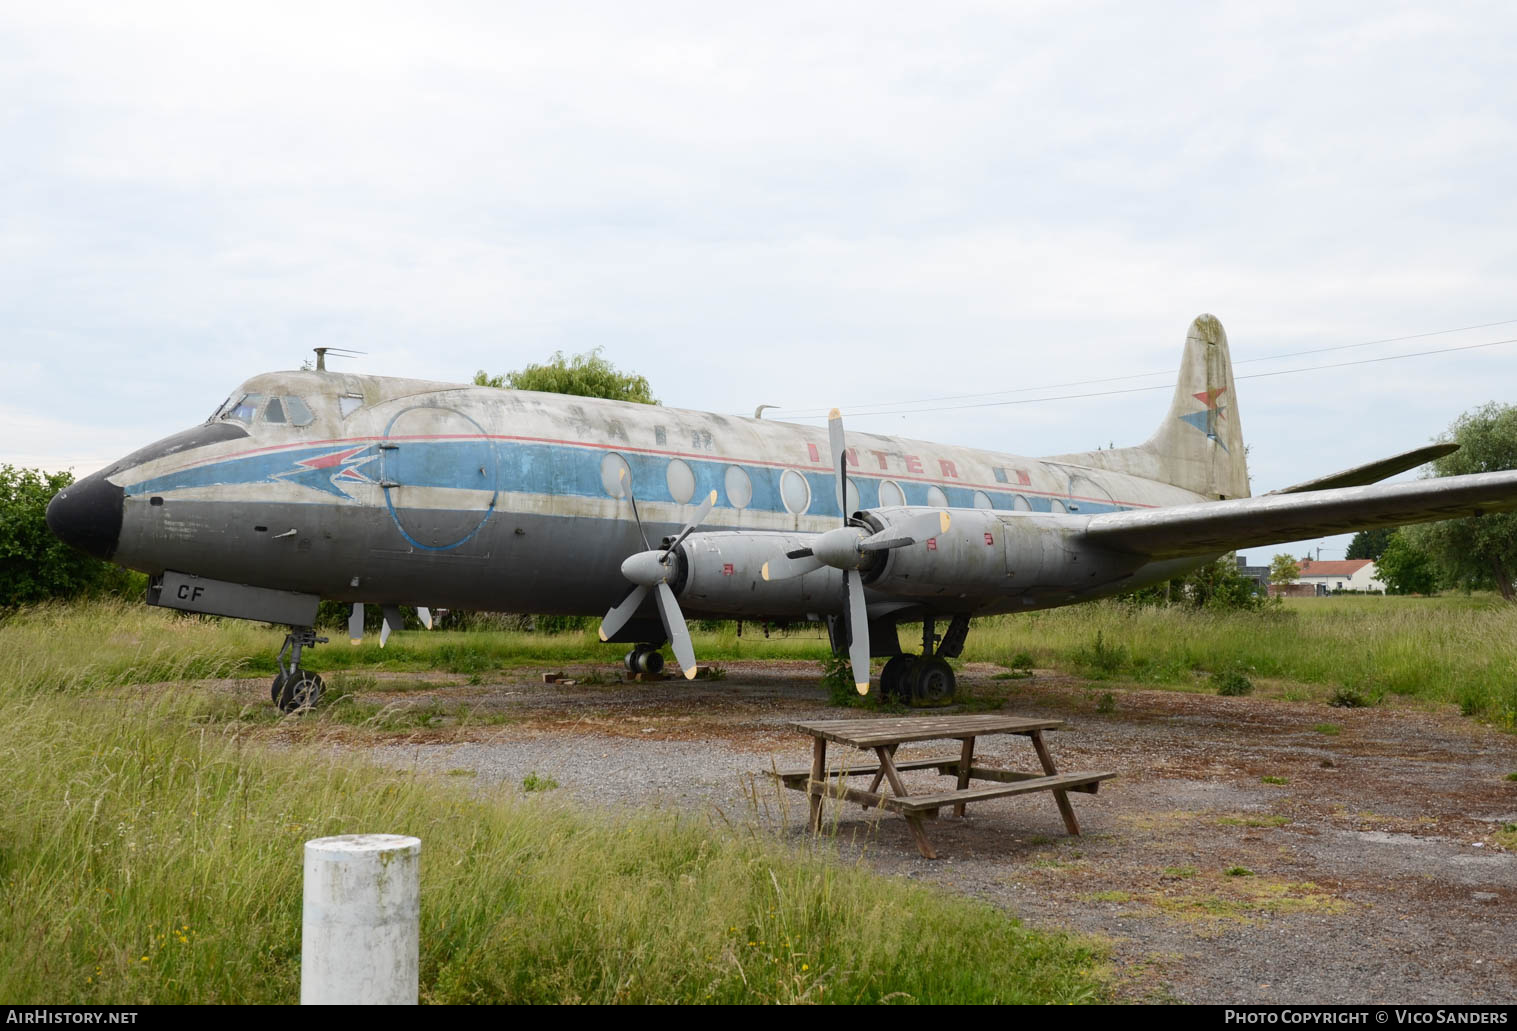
[1045,314,1250,500]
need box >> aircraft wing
[1081,470,1517,559]
[1266,443,1459,494]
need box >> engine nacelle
[672,530,845,618]
[860,507,1147,602]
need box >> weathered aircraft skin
[45,314,1517,692]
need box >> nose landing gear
[272,627,327,712]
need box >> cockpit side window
[265,397,286,424]
[285,396,315,426]
[339,395,363,419]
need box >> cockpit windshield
[211,393,315,427]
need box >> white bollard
[301,834,421,1005]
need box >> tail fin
[1045,314,1250,500]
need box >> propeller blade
[348,603,364,646]
[618,468,651,551]
[859,510,952,551]
[599,583,651,641]
[380,605,404,648]
[655,582,699,680]
[828,408,848,521]
[667,489,719,552]
[417,606,433,630]
[844,569,871,695]
[761,551,825,581]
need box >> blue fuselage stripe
[124,439,1132,516]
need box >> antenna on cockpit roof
[313,347,366,371]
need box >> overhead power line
[768,336,1517,421]
[765,317,1517,420]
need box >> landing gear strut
[272,626,327,712]
[877,615,971,706]
[623,643,665,675]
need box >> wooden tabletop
[790,715,1064,748]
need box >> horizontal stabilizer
[1268,444,1460,495]
[1082,470,1517,559]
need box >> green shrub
[522,771,559,792]
[1213,670,1253,697]
[1328,687,1371,708]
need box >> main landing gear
[879,614,970,706]
[623,643,666,675]
[271,626,327,712]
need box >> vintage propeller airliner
[46,315,1517,710]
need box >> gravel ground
[326,661,1517,1004]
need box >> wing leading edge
[1082,470,1517,560]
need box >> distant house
[1296,558,1385,594]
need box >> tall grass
[0,600,1105,1004]
[5,595,1515,724]
[957,595,1517,726]
[0,688,1104,1003]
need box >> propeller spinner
[597,468,717,680]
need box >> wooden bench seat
[883,770,1115,814]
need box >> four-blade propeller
[761,409,949,694]
[598,468,717,680]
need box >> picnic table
[769,715,1115,859]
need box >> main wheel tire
[624,649,639,672]
[275,671,324,713]
[912,657,957,706]
[879,655,915,703]
[270,672,287,705]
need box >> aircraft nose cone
[45,472,124,560]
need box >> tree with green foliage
[1376,529,1437,596]
[1269,554,1300,586]
[474,347,658,404]
[1403,402,1517,602]
[1346,527,1393,560]
[1122,555,1270,611]
[0,465,140,609]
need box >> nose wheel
[272,627,327,713]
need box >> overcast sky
[4,2,1514,560]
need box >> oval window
[601,453,631,498]
[725,465,753,509]
[780,469,811,514]
[1013,495,1032,511]
[972,490,993,510]
[878,480,905,508]
[926,485,949,508]
[666,459,695,504]
[1049,498,1067,514]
